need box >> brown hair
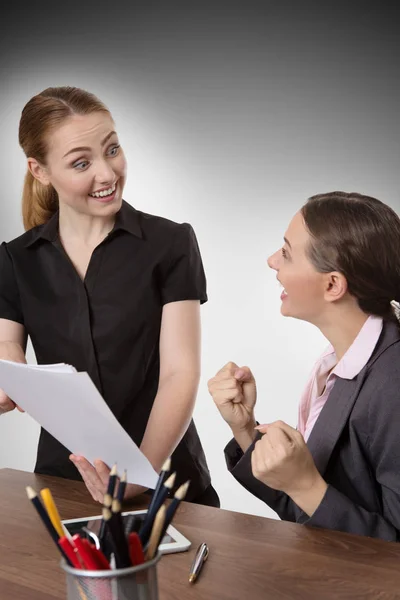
[301,191,400,323]
[19,86,111,231]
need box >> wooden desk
[1,469,400,599]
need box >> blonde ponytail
[22,170,58,231]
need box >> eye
[73,160,90,170]
[281,248,288,259]
[108,144,120,156]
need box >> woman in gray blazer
[208,191,400,542]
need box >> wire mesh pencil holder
[61,552,161,600]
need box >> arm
[0,319,27,412]
[299,376,400,541]
[70,300,203,502]
[0,243,27,364]
[0,318,27,355]
[224,433,297,522]
[139,299,201,473]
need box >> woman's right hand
[0,388,19,413]
[208,361,257,433]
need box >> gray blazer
[225,320,400,541]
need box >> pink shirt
[297,315,383,442]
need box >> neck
[315,305,370,361]
[58,204,115,246]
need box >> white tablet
[62,509,191,555]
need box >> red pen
[58,536,83,569]
[82,539,110,570]
[128,532,145,565]
[72,534,102,570]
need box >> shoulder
[128,206,200,255]
[360,325,400,406]
[2,225,45,255]
[135,208,195,241]
[367,323,400,378]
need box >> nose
[95,159,115,185]
[267,250,279,271]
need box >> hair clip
[390,300,400,322]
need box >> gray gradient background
[0,2,399,517]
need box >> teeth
[89,182,116,198]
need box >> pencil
[98,464,118,550]
[103,463,119,508]
[145,504,166,561]
[40,487,65,538]
[114,469,127,505]
[102,506,131,568]
[160,480,190,542]
[26,486,71,565]
[139,472,176,547]
[146,457,171,517]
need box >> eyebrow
[283,236,292,249]
[62,131,117,158]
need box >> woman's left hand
[69,455,111,502]
[69,455,148,503]
[251,421,328,515]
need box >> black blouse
[0,200,211,499]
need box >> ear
[27,158,50,186]
[323,271,348,303]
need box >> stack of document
[0,360,158,489]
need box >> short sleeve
[160,223,208,306]
[0,242,24,324]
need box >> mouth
[88,181,117,202]
[277,278,288,301]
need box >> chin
[280,304,290,317]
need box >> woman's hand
[208,362,257,450]
[69,455,148,503]
[251,421,328,516]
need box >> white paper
[0,360,158,489]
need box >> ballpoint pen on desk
[189,542,209,584]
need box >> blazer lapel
[305,372,367,476]
[305,321,400,476]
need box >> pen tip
[110,464,118,476]
[189,574,196,584]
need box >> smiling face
[267,211,333,324]
[28,112,127,218]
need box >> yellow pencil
[40,487,65,538]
